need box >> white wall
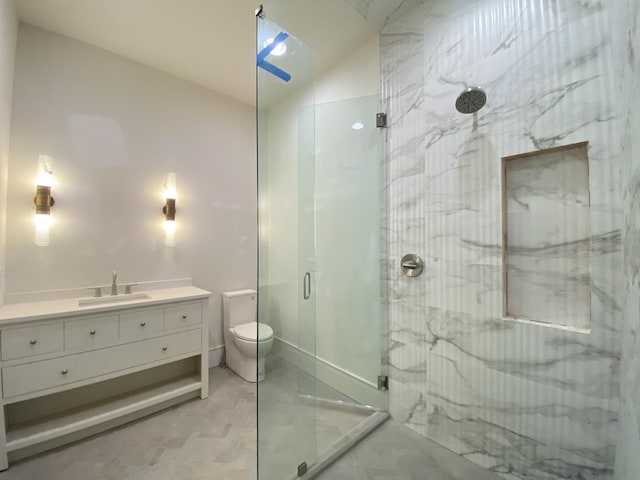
[315,35,379,104]
[0,0,18,306]
[6,25,256,355]
[258,91,302,347]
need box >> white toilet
[222,289,274,382]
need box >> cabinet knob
[90,330,96,335]
[29,339,37,345]
[140,322,146,327]
[162,346,168,351]
[182,314,188,319]
[61,369,68,375]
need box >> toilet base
[224,339,268,383]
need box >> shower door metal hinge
[376,112,387,128]
[378,375,389,390]
[298,461,308,477]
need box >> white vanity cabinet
[0,287,210,469]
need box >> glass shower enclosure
[256,11,388,480]
[255,1,640,480]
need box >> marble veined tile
[388,334,617,479]
[615,0,640,475]
[389,303,619,399]
[423,260,503,318]
[342,0,423,29]
[382,0,623,477]
[504,145,591,329]
[505,150,590,213]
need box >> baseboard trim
[208,345,224,368]
[273,337,385,408]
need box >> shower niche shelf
[502,141,591,331]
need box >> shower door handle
[303,272,311,300]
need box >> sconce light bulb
[36,155,54,187]
[34,213,51,247]
[34,155,54,246]
[163,172,177,200]
[162,172,177,246]
[164,220,176,247]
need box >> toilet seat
[233,322,273,342]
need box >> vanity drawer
[2,329,202,398]
[164,302,202,330]
[119,308,164,341]
[65,315,118,350]
[1,323,64,360]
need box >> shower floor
[258,355,374,479]
[317,420,502,480]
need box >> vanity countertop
[0,286,211,325]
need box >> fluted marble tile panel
[342,0,424,29]
[382,0,623,479]
[614,0,640,478]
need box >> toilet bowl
[222,290,274,382]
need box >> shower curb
[283,411,390,480]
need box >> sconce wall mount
[34,155,54,247]
[34,185,55,215]
[162,172,177,247]
[162,198,176,221]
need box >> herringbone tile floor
[0,367,257,480]
[0,361,502,480]
[0,360,370,480]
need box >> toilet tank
[222,289,257,328]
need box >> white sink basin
[78,292,151,307]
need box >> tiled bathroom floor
[0,360,370,480]
[0,361,502,480]
[317,420,502,480]
[0,367,257,480]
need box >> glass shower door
[314,95,387,411]
[256,13,317,480]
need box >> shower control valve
[401,254,424,277]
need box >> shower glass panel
[314,96,387,411]
[257,11,389,478]
[258,76,389,480]
[256,15,318,480]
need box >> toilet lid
[233,322,273,341]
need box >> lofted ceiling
[15,0,378,105]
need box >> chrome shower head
[455,86,486,114]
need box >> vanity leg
[200,352,209,399]
[0,405,8,471]
[200,318,209,400]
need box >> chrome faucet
[111,270,118,296]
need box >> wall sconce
[162,172,177,246]
[34,155,54,247]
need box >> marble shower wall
[613,0,640,478]
[381,1,623,479]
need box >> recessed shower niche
[502,142,591,331]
